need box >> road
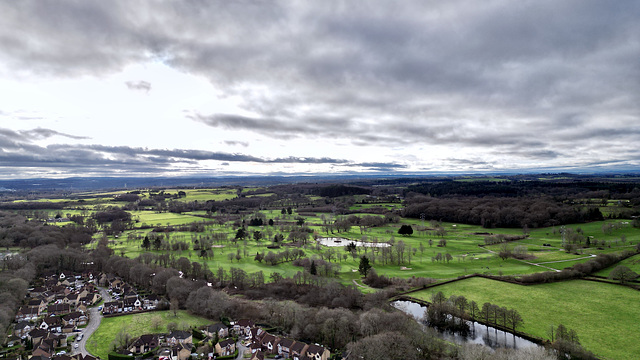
[73,286,112,357]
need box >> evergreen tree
[358,255,372,276]
[142,236,151,250]
[310,260,317,275]
[398,224,414,236]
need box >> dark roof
[291,341,307,353]
[15,321,32,330]
[218,338,235,347]
[29,328,48,338]
[236,319,254,327]
[43,316,61,325]
[306,344,326,355]
[206,323,227,332]
[278,338,295,348]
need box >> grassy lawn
[409,277,640,360]
[86,310,211,359]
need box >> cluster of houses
[9,272,101,360]
[100,276,160,315]
[235,320,330,360]
[119,320,329,360]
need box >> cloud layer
[0,1,638,177]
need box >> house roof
[218,338,235,348]
[291,341,307,353]
[43,316,62,325]
[278,338,295,348]
[29,328,48,338]
[15,321,32,330]
[206,323,227,332]
[236,319,255,327]
[261,333,278,346]
[131,334,158,347]
[306,344,326,355]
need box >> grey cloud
[20,128,90,140]
[125,80,151,92]
[223,141,249,147]
[0,1,638,175]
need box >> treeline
[0,255,35,344]
[405,179,640,199]
[403,195,604,228]
[519,250,639,283]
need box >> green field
[409,277,640,360]
[86,310,211,359]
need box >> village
[5,271,330,360]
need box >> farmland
[407,277,640,360]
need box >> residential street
[73,287,111,357]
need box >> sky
[0,1,638,179]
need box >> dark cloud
[125,80,151,92]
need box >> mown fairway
[86,310,211,359]
[409,277,640,360]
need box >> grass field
[409,277,640,360]
[86,310,211,359]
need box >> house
[158,343,192,360]
[40,316,62,332]
[32,338,57,358]
[203,323,228,339]
[167,330,192,346]
[291,341,309,360]
[62,312,87,326]
[52,354,74,360]
[261,333,280,354]
[215,339,236,357]
[305,344,330,360]
[248,342,262,354]
[128,334,159,354]
[249,327,266,342]
[249,350,265,360]
[62,325,76,334]
[74,354,99,360]
[47,304,71,316]
[102,301,123,314]
[233,319,255,337]
[277,338,295,358]
[143,294,159,310]
[28,298,48,314]
[28,328,48,344]
[122,296,141,312]
[14,321,34,338]
[15,306,39,322]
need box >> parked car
[77,334,83,341]
[74,344,79,349]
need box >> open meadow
[408,277,640,360]
[86,310,211,360]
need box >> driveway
[73,286,111,357]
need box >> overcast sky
[0,1,638,179]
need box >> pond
[391,300,541,350]
[316,237,391,248]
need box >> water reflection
[391,300,540,350]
